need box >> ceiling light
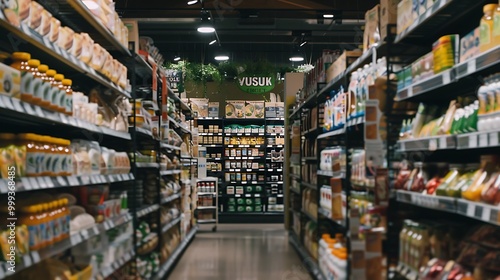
[187,0,198,5]
[215,55,229,61]
[289,56,304,62]
[174,56,181,61]
[300,41,307,47]
[209,39,217,45]
[82,0,99,10]
[289,47,304,62]
[323,14,334,18]
[197,25,215,33]
[198,10,215,33]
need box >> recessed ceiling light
[215,55,229,61]
[82,0,99,10]
[174,56,181,61]
[209,39,217,45]
[197,26,215,33]
[187,0,198,5]
[323,14,334,18]
[300,41,307,47]
[289,56,304,62]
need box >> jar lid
[27,59,40,67]
[484,4,498,12]
[38,64,49,72]
[54,74,64,81]
[62,79,72,86]
[46,69,57,77]
[12,52,31,61]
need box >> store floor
[168,224,313,280]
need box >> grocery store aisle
[168,224,312,280]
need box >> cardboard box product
[275,102,285,118]
[208,102,219,118]
[363,5,380,53]
[265,102,276,118]
[123,19,139,54]
[190,98,209,118]
[433,35,459,74]
[226,100,245,118]
[0,63,21,98]
[2,0,20,26]
[326,51,362,83]
[397,0,413,35]
[380,0,399,41]
[460,28,480,63]
[245,101,265,118]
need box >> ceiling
[116,0,378,65]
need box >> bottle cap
[62,79,72,86]
[38,64,49,72]
[54,74,64,81]
[46,70,57,77]
[12,52,31,61]
[27,59,40,67]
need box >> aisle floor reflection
[168,224,313,280]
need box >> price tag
[104,220,112,230]
[474,206,484,219]
[68,117,77,127]
[425,8,432,18]
[31,251,41,264]
[108,175,115,182]
[44,177,54,188]
[248,157,254,160]
[467,59,476,74]
[22,254,32,268]
[252,181,258,184]
[442,70,451,84]
[0,180,7,193]
[42,36,51,47]
[429,139,437,151]
[34,106,45,118]
[3,97,14,110]
[56,176,67,187]
[228,145,233,147]
[255,145,261,148]
[242,181,247,184]
[482,207,491,221]
[92,225,99,235]
[70,233,82,245]
[255,194,260,197]
[466,203,475,217]
[479,133,488,147]
[489,132,499,147]
[81,175,90,185]
[23,103,36,116]
[59,114,68,124]
[245,194,251,197]
[438,137,447,149]
[36,177,47,189]
[28,178,38,189]
[81,229,89,239]
[469,135,478,148]
[68,176,80,186]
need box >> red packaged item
[481,173,500,205]
[410,162,426,192]
[426,176,442,195]
[395,161,412,190]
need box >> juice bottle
[26,59,41,105]
[19,204,40,250]
[59,198,70,239]
[34,64,49,106]
[62,79,73,116]
[52,199,63,242]
[61,139,72,176]
[36,203,48,248]
[51,74,65,112]
[48,200,59,243]
[50,138,62,176]
[479,4,498,53]
[494,3,500,47]
[10,52,31,100]
[41,70,56,109]
[17,133,40,177]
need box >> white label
[31,251,41,263]
[35,106,44,118]
[45,177,54,188]
[3,97,14,110]
[70,233,82,245]
[68,176,79,186]
[469,135,478,148]
[425,8,432,18]
[23,103,35,115]
[81,175,90,185]
[479,134,488,147]
[442,71,451,84]
[438,137,446,148]
[489,132,499,146]
[42,36,51,47]
[429,139,437,151]
[59,114,68,124]
[56,176,67,186]
[466,203,475,216]
[467,59,476,74]
[22,254,32,267]
[482,207,491,221]
[81,229,89,239]
[68,117,77,127]
[34,177,44,189]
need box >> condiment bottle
[59,198,70,240]
[479,4,498,53]
[26,59,41,104]
[51,74,65,112]
[10,52,31,100]
[19,204,41,250]
[35,64,49,106]
[62,79,73,116]
[42,70,57,110]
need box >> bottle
[400,221,409,266]
[42,70,57,110]
[494,3,500,46]
[26,59,41,104]
[51,74,66,112]
[36,203,48,248]
[62,79,73,116]
[47,201,58,244]
[480,4,498,53]
[35,64,49,106]
[10,52,31,100]
[59,198,70,240]
[330,178,343,220]
[19,204,41,250]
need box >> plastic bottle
[10,52,31,100]
[17,133,39,177]
[39,136,53,176]
[47,201,58,244]
[19,204,41,250]
[494,3,500,46]
[59,198,70,240]
[62,79,73,116]
[51,74,65,112]
[480,4,498,53]
[42,70,57,110]
[36,203,48,248]
[348,72,358,119]
[26,59,41,105]
[35,64,49,106]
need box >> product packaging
[432,35,460,74]
[380,0,399,41]
[265,102,276,118]
[0,63,21,98]
[190,98,209,118]
[397,0,413,35]
[363,5,380,53]
[460,28,480,63]
[225,100,245,118]
[208,102,219,118]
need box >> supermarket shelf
[130,127,154,139]
[97,250,135,279]
[317,170,345,178]
[396,45,500,101]
[197,192,217,195]
[222,193,264,198]
[169,117,191,134]
[301,209,318,223]
[197,117,222,120]
[266,181,283,185]
[65,0,131,55]
[152,227,197,280]
[268,133,285,136]
[266,118,285,121]
[137,204,160,218]
[397,135,456,152]
[289,173,301,180]
[227,144,264,148]
[226,156,263,160]
[197,206,217,210]
[318,207,347,228]
[456,130,500,150]
[228,168,266,172]
[0,96,131,140]
[135,162,160,168]
[206,157,222,161]
[302,127,319,137]
[199,132,223,136]
[137,232,158,247]
[267,145,284,148]
[161,193,182,204]
[0,212,132,278]
[289,91,318,120]
[267,168,283,172]
[395,190,500,226]
[225,132,266,136]
[302,156,317,162]
[289,231,325,280]
[347,116,365,127]
[317,127,346,139]
[301,182,318,191]
[0,19,131,98]
[162,217,181,233]
[168,90,192,114]
[0,173,134,193]
[199,144,224,148]
[197,219,217,224]
[160,142,182,151]
[160,169,181,176]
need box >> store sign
[237,75,275,94]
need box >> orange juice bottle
[35,64,49,106]
[10,52,31,100]
[480,4,498,53]
[19,204,41,250]
[47,201,59,243]
[52,200,63,242]
[62,79,73,116]
[61,140,72,176]
[59,198,70,239]
[43,203,54,247]
[50,74,65,112]
[35,203,48,248]
[26,59,41,104]
[41,70,56,110]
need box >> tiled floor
[168,224,313,280]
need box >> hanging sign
[237,75,275,94]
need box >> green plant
[217,62,239,79]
